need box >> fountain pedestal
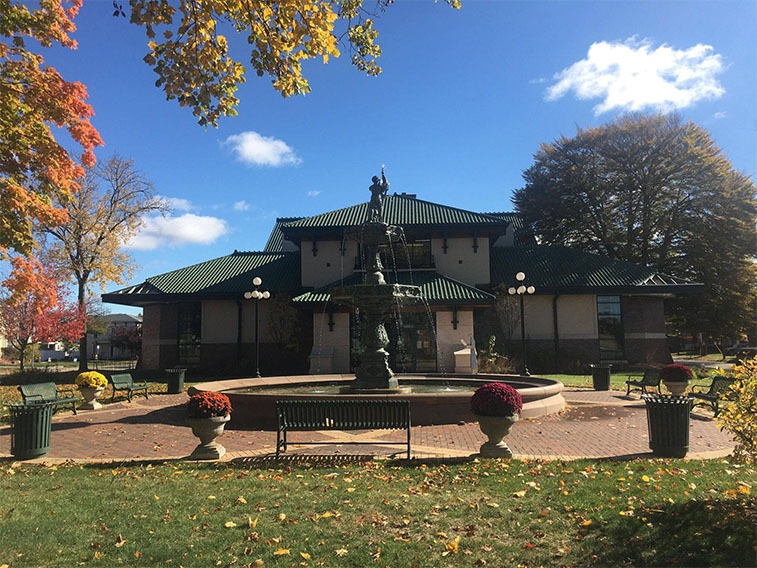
[330,214,421,392]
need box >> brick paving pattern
[0,388,735,464]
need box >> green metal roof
[264,217,302,252]
[292,271,496,305]
[484,212,537,246]
[490,246,702,294]
[281,194,509,237]
[102,251,302,305]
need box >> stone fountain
[329,170,422,392]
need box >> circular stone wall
[189,374,565,429]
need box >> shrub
[718,358,757,464]
[477,335,515,374]
[471,382,523,417]
[75,371,107,390]
[187,392,232,419]
[659,363,694,382]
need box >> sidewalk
[0,388,735,464]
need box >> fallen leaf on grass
[224,521,237,528]
[442,536,460,556]
[273,548,290,556]
[114,535,127,548]
[335,548,348,557]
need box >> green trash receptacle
[165,368,186,394]
[590,363,612,391]
[9,402,54,459]
[642,394,693,458]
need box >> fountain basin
[189,374,565,429]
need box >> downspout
[552,295,560,369]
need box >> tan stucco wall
[310,312,351,373]
[556,295,598,340]
[203,300,238,344]
[431,236,490,285]
[436,310,474,373]
[300,240,357,288]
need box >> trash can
[642,394,693,458]
[8,402,54,459]
[590,363,612,391]
[164,368,186,394]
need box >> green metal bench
[276,399,411,459]
[18,382,78,414]
[110,373,150,402]
[691,376,735,417]
[625,369,661,396]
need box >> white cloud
[126,214,228,250]
[307,190,320,197]
[233,200,250,211]
[547,38,725,115]
[158,196,194,212]
[713,111,728,120]
[223,131,302,167]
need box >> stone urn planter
[471,382,523,459]
[79,387,105,410]
[187,391,233,460]
[659,363,694,397]
[75,371,109,410]
[662,380,689,396]
[188,415,231,460]
[476,414,519,458]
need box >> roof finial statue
[368,166,389,223]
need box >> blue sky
[41,0,755,314]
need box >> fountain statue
[330,170,422,392]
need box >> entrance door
[349,311,437,373]
[387,312,437,373]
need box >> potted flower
[187,391,232,460]
[659,363,694,396]
[470,382,523,458]
[75,371,108,410]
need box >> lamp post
[244,277,270,377]
[508,271,535,376]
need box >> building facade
[103,192,701,375]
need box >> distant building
[87,313,142,360]
[103,189,701,374]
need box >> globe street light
[244,277,270,377]
[508,271,535,376]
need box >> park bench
[691,376,735,417]
[275,399,411,459]
[18,382,78,415]
[110,373,150,402]
[625,369,661,396]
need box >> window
[356,240,434,270]
[597,296,624,360]
[177,302,201,366]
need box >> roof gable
[281,194,509,236]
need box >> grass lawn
[0,459,754,567]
